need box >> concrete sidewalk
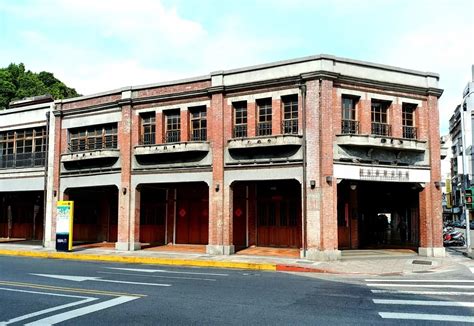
[0,243,457,276]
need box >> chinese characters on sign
[360,168,409,182]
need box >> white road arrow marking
[373,299,474,307]
[367,283,474,289]
[371,289,474,296]
[105,267,228,276]
[379,312,474,323]
[366,279,474,283]
[24,296,138,325]
[31,273,171,287]
[0,288,97,325]
[470,267,474,274]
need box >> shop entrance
[66,186,118,244]
[0,191,43,240]
[337,180,420,249]
[233,180,301,250]
[175,183,208,245]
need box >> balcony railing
[69,136,118,152]
[164,130,180,143]
[140,132,156,145]
[282,119,298,134]
[341,119,359,134]
[257,121,272,136]
[0,151,46,169]
[191,129,207,141]
[233,125,247,138]
[403,126,417,139]
[371,122,391,136]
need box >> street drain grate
[412,260,432,265]
[413,270,435,273]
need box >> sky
[0,0,472,134]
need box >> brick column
[305,79,340,261]
[116,100,139,250]
[180,109,189,142]
[272,99,282,135]
[419,94,444,257]
[156,111,163,144]
[333,89,342,134]
[248,101,256,137]
[207,90,233,254]
[359,98,371,135]
[391,101,403,138]
[319,79,339,254]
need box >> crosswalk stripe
[371,289,474,296]
[366,279,474,283]
[378,312,474,323]
[367,283,474,289]
[373,299,474,307]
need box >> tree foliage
[0,63,79,109]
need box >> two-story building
[0,95,55,243]
[2,54,445,259]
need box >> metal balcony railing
[68,136,118,152]
[191,129,207,141]
[164,130,180,143]
[403,126,417,139]
[341,119,359,134]
[282,119,298,134]
[257,121,272,136]
[140,132,156,145]
[371,122,392,136]
[233,125,247,138]
[0,151,46,169]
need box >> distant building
[0,55,445,259]
[448,65,474,222]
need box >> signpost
[56,201,74,252]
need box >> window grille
[0,127,47,169]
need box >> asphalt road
[0,255,473,325]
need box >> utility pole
[460,89,473,254]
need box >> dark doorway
[139,185,167,245]
[175,182,208,245]
[255,180,301,248]
[337,180,420,249]
[0,191,43,240]
[66,186,118,244]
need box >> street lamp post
[460,89,473,254]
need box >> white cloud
[382,19,474,135]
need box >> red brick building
[9,54,443,260]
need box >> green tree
[0,63,80,109]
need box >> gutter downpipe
[300,82,307,257]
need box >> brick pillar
[391,101,403,138]
[305,79,340,261]
[359,98,371,135]
[156,111,163,144]
[319,79,339,253]
[333,89,342,134]
[272,99,282,135]
[419,95,444,257]
[248,101,256,137]
[180,109,189,142]
[116,101,139,250]
[207,90,233,254]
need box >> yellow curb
[0,249,277,271]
